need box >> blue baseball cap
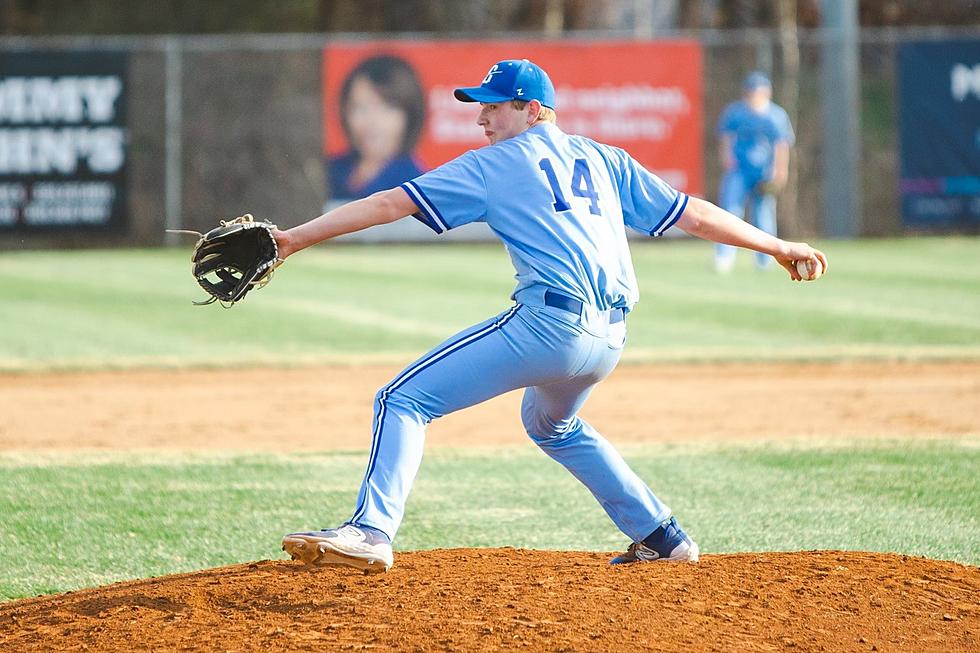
[743,71,772,91]
[454,59,557,109]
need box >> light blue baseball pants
[715,168,777,268]
[347,286,672,543]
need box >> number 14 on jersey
[538,157,601,216]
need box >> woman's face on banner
[345,76,407,163]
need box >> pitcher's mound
[2,549,977,652]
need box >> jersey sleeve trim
[409,212,442,233]
[401,181,452,233]
[650,192,688,237]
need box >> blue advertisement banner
[897,40,980,230]
[0,51,128,233]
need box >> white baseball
[795,258,823,281]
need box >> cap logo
[516,88,523,96]
[482,64,503,85]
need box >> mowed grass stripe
[621,344,980,362]
[645,279,980,332]
[1,237,978,370]
[0,439,977,600]
[273,298,454,339]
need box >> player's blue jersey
[718,100,795,181]
[400,123,686,311]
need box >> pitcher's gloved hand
[186,214,283,307]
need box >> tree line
[0,0,975,36]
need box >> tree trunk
[544,0,565,35]
[775,0,802,237]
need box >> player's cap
[454,59,557,109]
[743,71,772,91]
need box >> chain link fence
[0,27,973,248]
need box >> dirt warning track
[1,361,977,451]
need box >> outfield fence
[0,26,977,249]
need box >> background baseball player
[714,71,796,273]
[279,59,827,573]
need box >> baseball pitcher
[279,60,827,573]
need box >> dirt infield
[1,361,978,451]
[1,549,977,652]
[2,361,978,651]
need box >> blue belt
[544,290,625,324]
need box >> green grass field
[1,236,978,370]
[1,439,977,601]
[0,237,977,601]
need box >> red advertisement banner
[323,40,702,203]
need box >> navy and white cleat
[282,524,394,574]
[610,516,700,565]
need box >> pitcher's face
[477,102,531,145]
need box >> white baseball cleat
[282,524,394,574]
[609,516,700,564]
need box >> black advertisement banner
[898,40,980,229]
[0,51,127,233]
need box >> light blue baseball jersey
[345,122,687,544]
[400,122,687,311]
[718,100,795,181]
